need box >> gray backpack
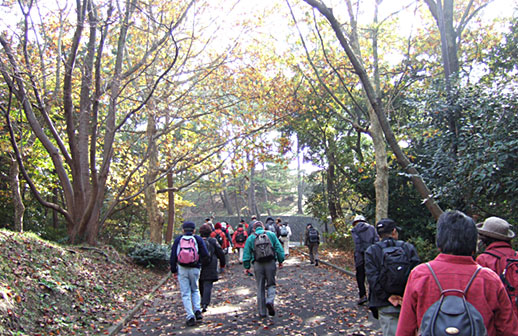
[254,232,275,262]
[419,263,487,336]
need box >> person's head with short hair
[376,218,400,239]
[306,223,313,230]
[276,217,282,224]
[253,221,264,231]
[182,221,196,234]
[240,218,245,223]
[199,223,212,237]
[238,223,243,228]
[436,210,477,256]
[205,217,210,222]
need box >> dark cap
[376,218,400,234]
[182,221,196,232]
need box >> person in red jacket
[396,210,518,336]
[211,223,229,249]
[232,223,249,264]
[476,216,518,318]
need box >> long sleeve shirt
[242,227,285,270]
[396,253,518,336]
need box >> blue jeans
[177,265,201,320]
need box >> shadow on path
[119,252,382,335]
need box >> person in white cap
[351,214,379,305]
[476,216,518,318]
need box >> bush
[407,236,439,263]
[322,231,355,251]
[127,242,170,270]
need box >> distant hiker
[476,216,518,318]
[365,218,420,336]
[220,221,233,252]
[211,223,230,271]
[240,218,249,231]
[204,217,215,231]
[243,221,285,318]
[352,215,379,305]
[264,216,279,236]
[396,211,518,336]
[247,215,258,236]
[211,223,229,250]
[170,221,210,326]
[304,223,320,266]
[198,224,226,312]
[232,223,249,264]
[277,218,292,256]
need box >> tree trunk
[9,155,24,232]
[304,0,444,219]
[165,171,175,244]
[220,189,233,215]
[145,112,162,244]
[370,0,389,223]
[248,161,259,217]
[297,137,304,214]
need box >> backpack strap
[464,266,482,295]
[426,263,444,293]
[482,251,502,259]
[426,263,482,295]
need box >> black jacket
[200,237,226,281]
[364,237,420,309]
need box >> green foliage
[0,229,161,335]
[407,236,440,263]
[127,242,170,269]
[322,231,355,252]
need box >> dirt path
[119,252,382,335]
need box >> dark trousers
[355,264,366,298]
[199,279,214,308]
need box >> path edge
[299,251,355,277]
[107,272,171,336]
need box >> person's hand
[388,295,403,307]
[278,263,283,269]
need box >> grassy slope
[0,229,165,336]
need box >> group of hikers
[352,211,518,335]
[169,216,301,326]
[169,210,518,335]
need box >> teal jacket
[243,227,285,269]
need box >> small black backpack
[308,228,319,243]
[378,240,412,295]
[419,263,487,336]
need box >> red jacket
[232,228,248,248]
[477,241,518,318]
[210,229,229,249]
[396,253,518,336]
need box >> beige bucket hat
[476,216,515,241]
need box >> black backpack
[308,228,319,243]
[254,232,275,262]
[378,240,412,295]
[235,230,246,243]
[215,231,224,247]
[419,263,487,336]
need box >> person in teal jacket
[243,221,285,318]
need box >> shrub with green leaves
[127,242,170,269]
